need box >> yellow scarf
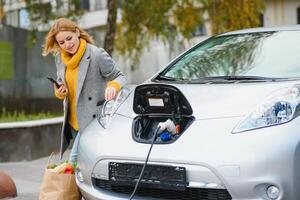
[60,38,87,131]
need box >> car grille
[94,179,232,200]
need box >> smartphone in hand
[47,77,61,88]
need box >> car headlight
[98,87,131,129]
[233,87,300,133]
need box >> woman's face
[55,30,80,54]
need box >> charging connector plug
[157,119,176,134]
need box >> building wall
[0,26,56,98]
[264,0,300,26]
[0,25,62,113]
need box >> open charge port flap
[132,84,194,144]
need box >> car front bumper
[76,115,300,200]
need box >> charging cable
[129,126,160,200]
[129,119,176,199]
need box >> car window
[157,31,300,82]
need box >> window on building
[19,9,30,29]
[118,0,123,8]
[89,0,123,11]
[80,0,90,10]
[192,25,207,37]
[4,10,19,27]
[297,7,300,24]
[259,13,264,27]
[90,0,107,11]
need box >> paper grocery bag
[39,169,81,200]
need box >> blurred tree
[114,0,265,69]
[202,0,265,35]
[115,0,205,69]
[0,0,3,24]
[27,0,118,56]
[3,0,264,69]
[104,0,117,56]
[25,0,83,25]
[24,0,83,44]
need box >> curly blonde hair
[42,18,94,56]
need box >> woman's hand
[105,86,117,101]
[54,84,68,99]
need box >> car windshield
[155,31,300,83]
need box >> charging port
[132,84,194,144]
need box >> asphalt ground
[0,150,71,200]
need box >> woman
[42,18,127,163]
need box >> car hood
[117,81,300,119]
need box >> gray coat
[55,43,126,159]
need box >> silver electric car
[76,26,300,200]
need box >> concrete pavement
[0,150,70,200]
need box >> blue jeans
[69,128,80,164]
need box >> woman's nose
[65,41,72,49]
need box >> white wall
[265,0,300,26]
